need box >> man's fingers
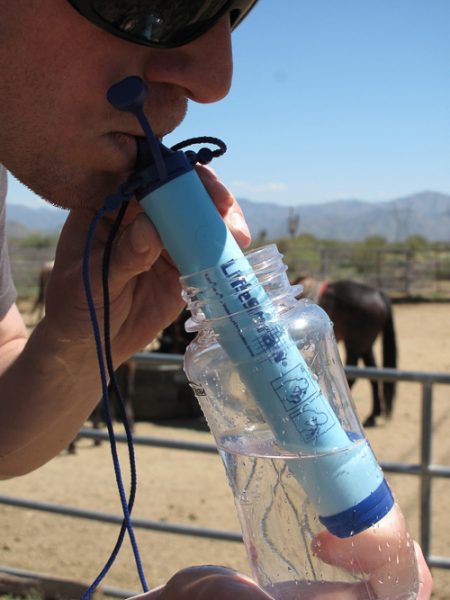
[107,213,162,289]
[196,165,251,248]
[414,542,433,599]
[224,205,252,249]
[130,566,273,600]
[312,504,429,599]
[312,504,413,572]
[195,165,233,213]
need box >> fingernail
[130,215,152,253]
[229,211,251,241]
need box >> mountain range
[6,190,450,242]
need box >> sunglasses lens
[91,0,233,46]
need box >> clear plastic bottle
[182,244,419,600]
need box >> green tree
[363,235,387,248]
[404,234,429,251]
[18,234,58,249]
[287,208,300,238]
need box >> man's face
[0,0,233,209]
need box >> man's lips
[109,132,139,165]
[109,128,167,152]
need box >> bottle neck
[180,244,300,333]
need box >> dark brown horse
[157,307,195,354]
[294,276,397,427]
[67,362,136,453]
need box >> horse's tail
[381,293,397,417]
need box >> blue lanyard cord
[81,192,148,598]
[101,200,148,589]
[78,129,226,596]
[102,201,138,505]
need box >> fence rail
[9,244,450,300]
[283,245,450,299]
[1,354,449,596]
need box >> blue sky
[8,0,450,208]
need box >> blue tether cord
[78,132,224,597]
[81,190,148,598]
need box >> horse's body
[295,277,397,427]
[67,362,136,453]
[158,308,195,354]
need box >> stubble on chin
[6,85,189,211]
[24,166,129,212]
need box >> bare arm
[0,304,102,478]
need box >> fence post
[420,382,433,563]
[404,249,413,297]
[319,247,327,279]
[375,249,382,288]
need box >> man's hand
[0,166,251,477]
[133,566,274,600]
[44,165,251,366]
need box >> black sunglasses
[67,0,258,49]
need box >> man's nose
[143,16,233,104]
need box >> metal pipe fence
[10,244,450,301]
[345,365,450,571]
[1,354,449,595]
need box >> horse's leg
[110,362,135,433]
[67,438,77,454]
[90,402,103,447]
[361,348,381,428]
[381,295,397,419]
[344,347,359,390]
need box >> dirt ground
[1,302,450,599]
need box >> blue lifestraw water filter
[109,77,393,538]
